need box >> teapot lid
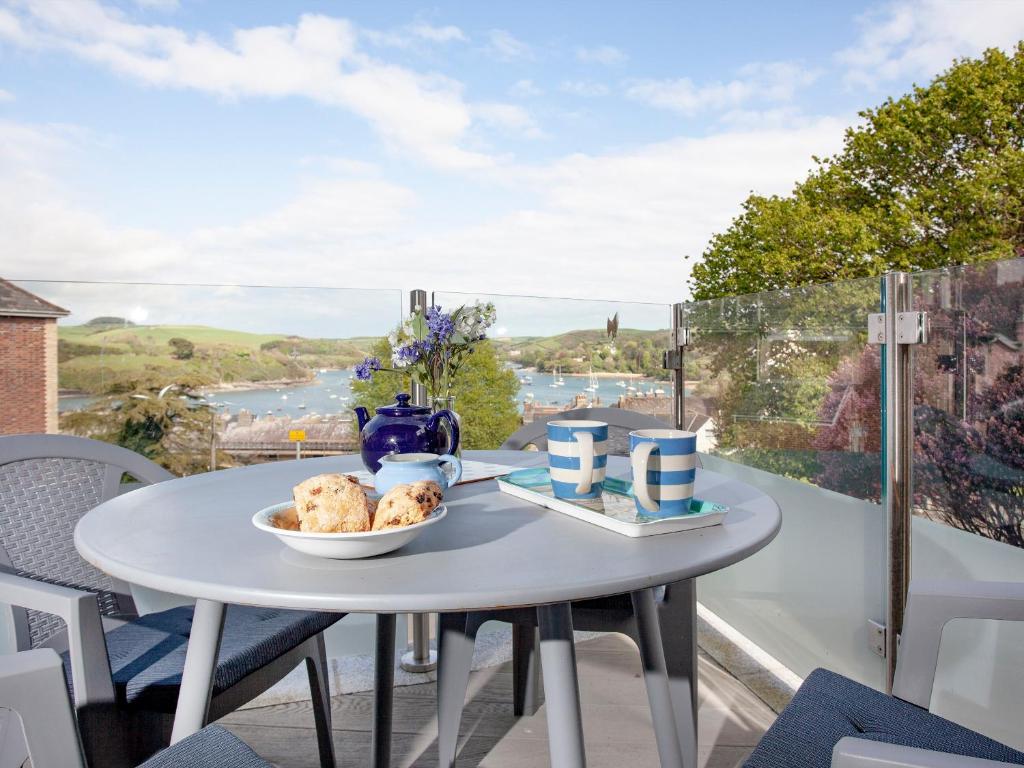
[375,392,430,416]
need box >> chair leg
[512,622,543,716]
[437,612,480,768]
[372,614,396,768]
[632,588,685,768]
[305,633,337,768]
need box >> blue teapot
[354,393,461,474]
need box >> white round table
[75,450,780,768]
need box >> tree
[168,337,195,360]
[690,45,1024,300]
[61,375,221,475]
[352,338,521,450]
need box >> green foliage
[494,328,671,378]
[352,338,521,450]
[168,337,195,360]
[60,375,221,476]
[691,45,1024,300]
[448,341,521,450]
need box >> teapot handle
[431,409,461,455]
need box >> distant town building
[0,279,69,435]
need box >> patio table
[74,449,780,768]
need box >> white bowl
[252,501,447,559]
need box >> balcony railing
[4,258,1024,749]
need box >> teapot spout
[353,406,370,431]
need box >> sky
[3,0,1024,332]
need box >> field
[58,322,376,395]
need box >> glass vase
[432,394,462,458]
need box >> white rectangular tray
[496,468,726,537]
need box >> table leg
[632,588,685,768]
[437,612,479,768]
[537,603,586,768]
[170,599,226,744]
[372,614,396,768]
[658,580,698,768]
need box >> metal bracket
[868,312,930,345]
[869,619,887,658]
[663,326,692,370]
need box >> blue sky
[2,0,1024,336]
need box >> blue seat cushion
[63,605,341,712]
[140,725,270,768]
[745,668,1024,768]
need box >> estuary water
[59,368,670,418]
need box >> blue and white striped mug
[547,420,609,500]
[629,429,697,518]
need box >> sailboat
[584,367,598,393]
[549,365,562,388]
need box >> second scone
[372,481,443,531]
[293,473,372,533]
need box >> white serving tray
[496,468,726,538]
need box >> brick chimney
[0,279,69,435]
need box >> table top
[75,450,780,614]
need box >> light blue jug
[374,452,463,495]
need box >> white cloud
[0,89,14,102]
[472,102,545,138]
[486,29,533,61]
[559,80,609,97]
[0,114,848,303]
[510,79,542,97]
[626,61,820,116]
[132,0,179,11]
[576,45,627,65]
[363,21,466,48]
[838,0,1024,87]
[408,22,466,43]
[0,2,492,169]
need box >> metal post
[402,288,437,673]
[882,271,914,692]
[672,303,685,430]
[209,410,217,471]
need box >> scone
[272,505,301,531]
[372,481,443,531]
[293,473,372,533]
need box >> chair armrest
[0,649,87,768]
[832,738,1017,768]
[0,571,114,707]
[893,579,1024,708]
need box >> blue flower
[354,356,381,380]
[425,305,455,344]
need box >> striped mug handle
[631,441,660,513]
[573,431,594,494]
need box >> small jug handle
[438,454,463,488]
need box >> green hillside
[58,322,376,395]
[492,328,671,377]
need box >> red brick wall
[0,316,56,434]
